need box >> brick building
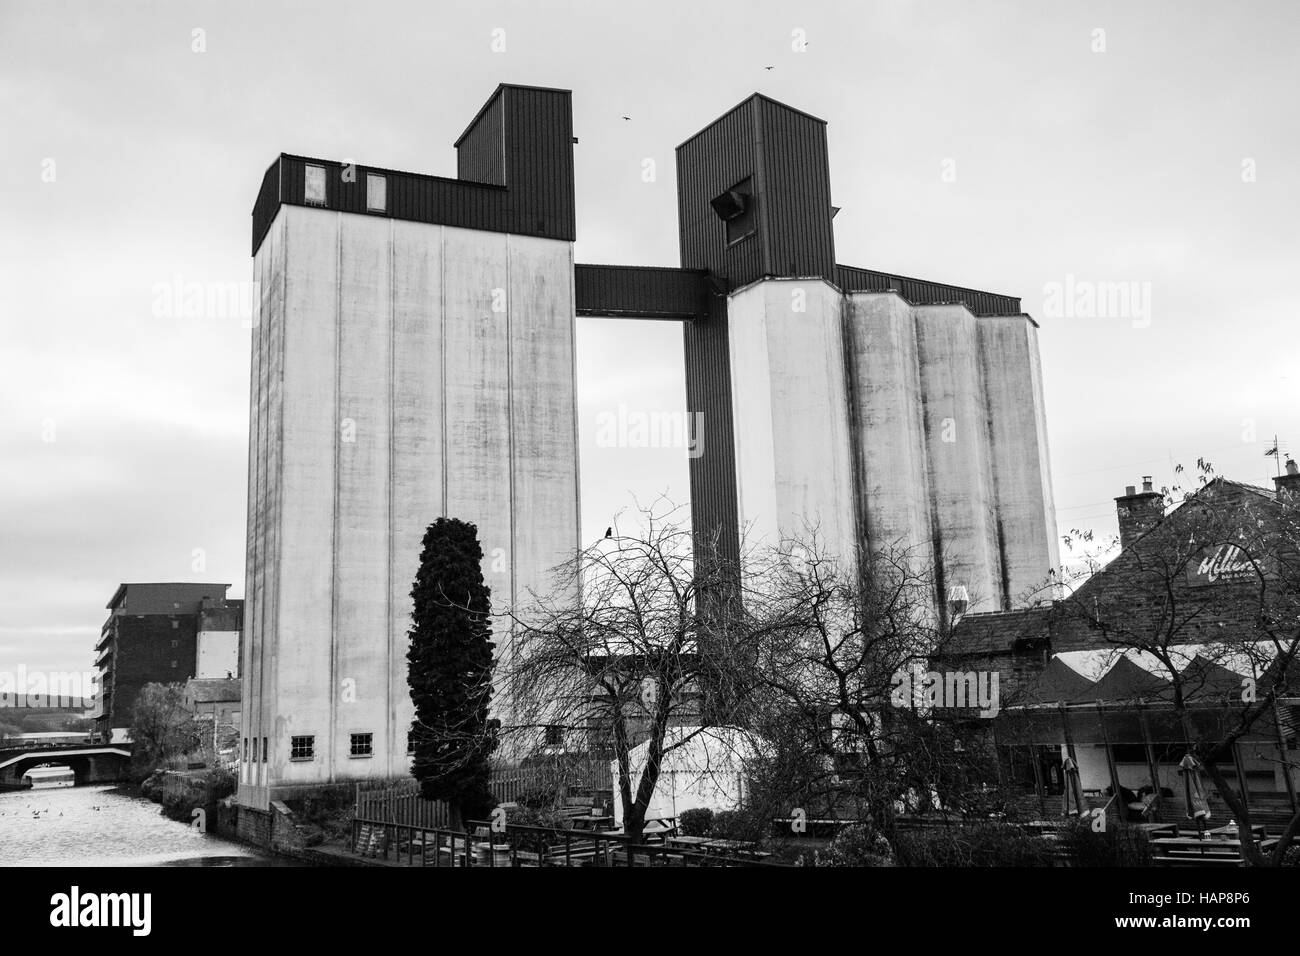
[94,583,243,741]
[941,468,1300,826]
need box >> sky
[2,0,1298,678]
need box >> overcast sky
[3,0,1298,678]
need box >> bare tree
[1047,463,1300,865]
[742,534,1002,830]
[498,500,754,842]
[499,504,1011,845]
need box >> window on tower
[366,173,387,212]
[304,164,327,205]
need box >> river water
[0,784,286,866]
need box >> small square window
[171,639,178,648]
[366,173,387,212]
[291,735,315,760]
[350,732,373,758]
[714,177,756,246]
[544,724,564,746]
[171,620,179,629]
[304,164,327,205]
[170,660,177,668]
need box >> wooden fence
[490,758,614,804]
[355,780,451,829]
[353,759,615,827]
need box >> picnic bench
[666,835,771,862]
[1152,836,1277,867]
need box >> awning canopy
[1006,643,1273,710]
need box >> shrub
[1059,820,1153,867]
[679,808,715,837]
[828,824,895,866]
[710,809,765,843]
[500,805,569,855]
[288,788,355,843]
[893,822,1055,867]
[796,824,895,867]
[515,788,558,810]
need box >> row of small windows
[303,164,387,213]
[243,737,268,763]
[245,733,377,762]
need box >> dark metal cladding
[676,94,836,288]
[835,264,1022,316]
[574,264,711,319]
[677,99,760,287]
[252,85,575,256]
[251,160,281,256]
[683,284,740,578]
[753,96,836,281]
[455,91,506,185]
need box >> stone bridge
[0,743,132,789]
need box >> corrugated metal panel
[574,264,710,319]
[252,85,575,256]
[836,264,1021,316]
[251,158,282,255]
[676,98,761,287]
[755,97,836,281]
[676,94,835,287]
[683,288,740,577]
[501,86,575,240]
[456,91,506,185]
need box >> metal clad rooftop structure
[836,264,1022,317]
[251,85,575,255]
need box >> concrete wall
[240,205,579,809]
[726,278,858,566]
[977,316,1060,605]
[844,292,934,575]
[914,304,1004,613]
[723,283,1056,620]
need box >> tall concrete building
[239,85,1058,807]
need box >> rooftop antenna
[1266,435,1281,478]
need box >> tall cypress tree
[407,517,499,825]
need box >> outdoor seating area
[351,803,1289,868]
[349,814,776,868]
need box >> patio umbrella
[1179,754,1211,837]
[1061,756,1086,817]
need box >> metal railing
[350,816,777,867]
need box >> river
[0,784,287,866]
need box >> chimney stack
[1274,458,1300,498]
[1115,476,1164,549]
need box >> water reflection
[0,784,286,866]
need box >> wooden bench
[1154,854,1243,867]
[1151,836,1275,867]
[544,838,604,866]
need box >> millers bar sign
[1187,544,1257,587]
